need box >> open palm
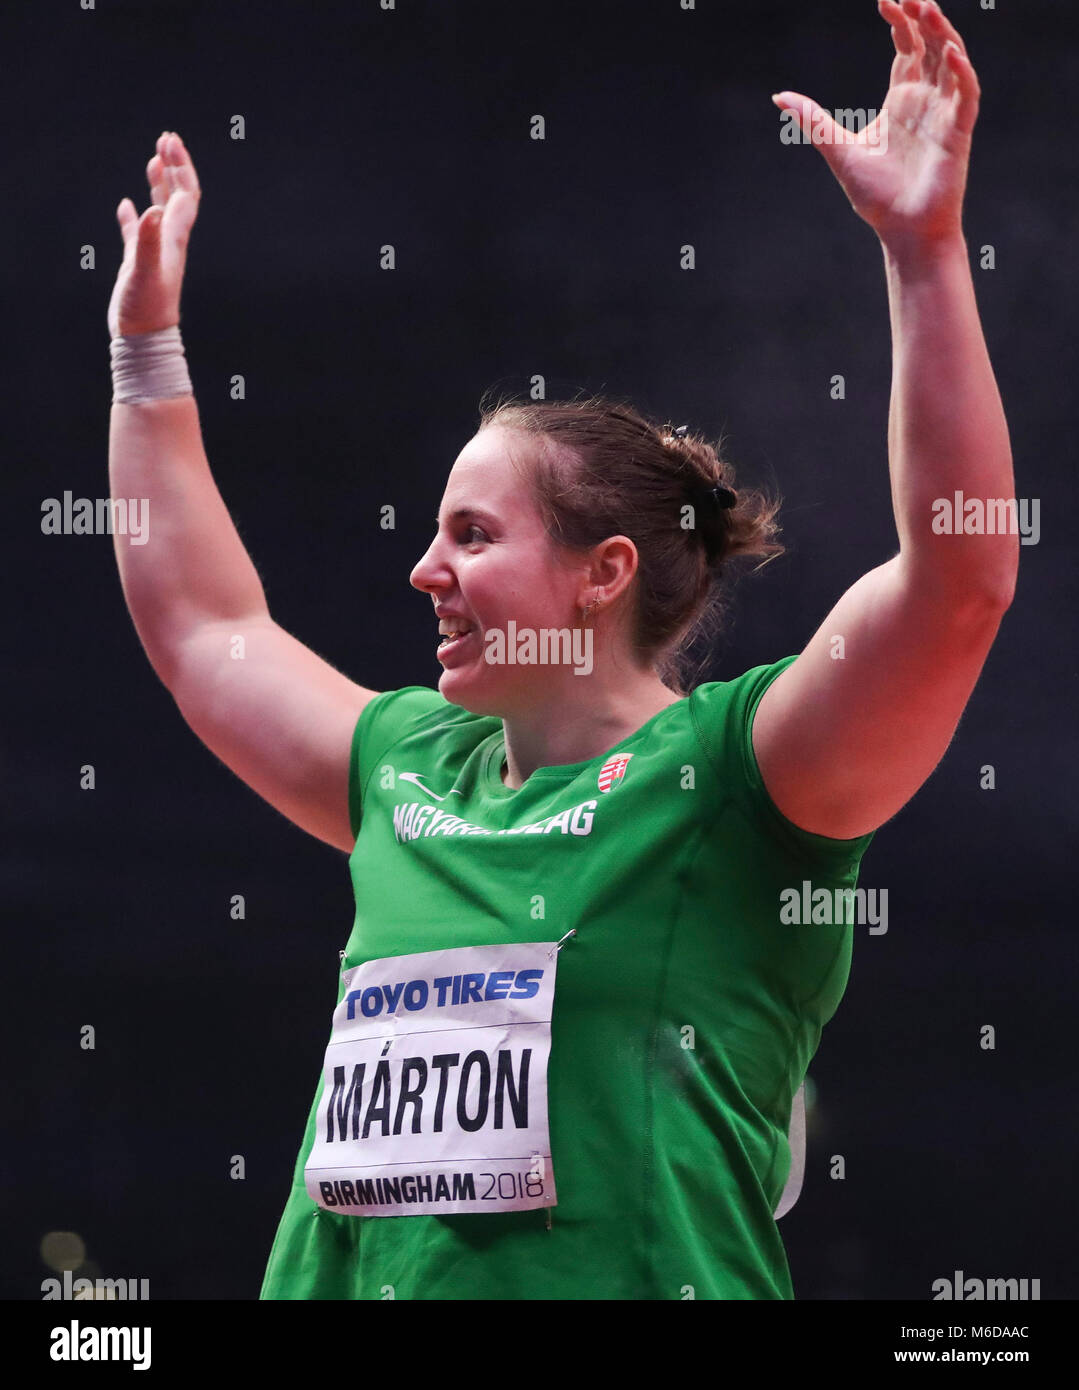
[107,131,202,338]
[774,0,980,245]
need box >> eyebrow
[435,507,500,528]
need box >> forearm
[881,231,1018,607]
[109,393,269,687]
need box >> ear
[579,534,639,610]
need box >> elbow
[901,539,1020,617]
[976,549,1020,613]
[903,570,1017,633]
[987,572,1018,613]
[951,572,1016,622]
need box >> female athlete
[107,0,1015,1299]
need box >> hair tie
[669,425,737,511]
[687,480,738,513]
[708,483,738,511]
[670,425,739,514]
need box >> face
[409,426,592,715]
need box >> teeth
[438,622,471,637]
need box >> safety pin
[552,929,577,956]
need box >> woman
[107,0,1015,1299]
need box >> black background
[5,0,1076,1301]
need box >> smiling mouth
[438,628,475,650]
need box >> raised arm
[109,132,376,853]
[753,0,1017,839]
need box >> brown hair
[477,391,784,695]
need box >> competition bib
[304,941,560,1217]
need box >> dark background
[5,0,1076,1302]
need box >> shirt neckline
[478,697,686,798]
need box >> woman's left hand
[773,0,980,247]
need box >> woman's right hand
[107,130,202,339]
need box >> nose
[409,532,448,595]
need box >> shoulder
[358,685,472,727]
[688,656,800,759]
[690,656,872,861]
[348,687,499,840]
[353,686,498,762]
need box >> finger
[923,0,969,58]
[772,91,851,166]
[158,136,201,247]
[146,152,169,208]
[162,187,200,250]
[879,0,922,60]
[116,197,139,253]
[935,26,959,102]
[946,41,981,136]
[907,0,951,87]
[161,132,201,200]
[132,204,164,275]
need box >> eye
[461,524,488,545]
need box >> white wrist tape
[110,325,193,405]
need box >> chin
[436,664,518,719]
[436,666,493,716]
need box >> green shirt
[260,656,874,1300]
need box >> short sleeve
[690,656,875,869]
[347,686,449,840]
